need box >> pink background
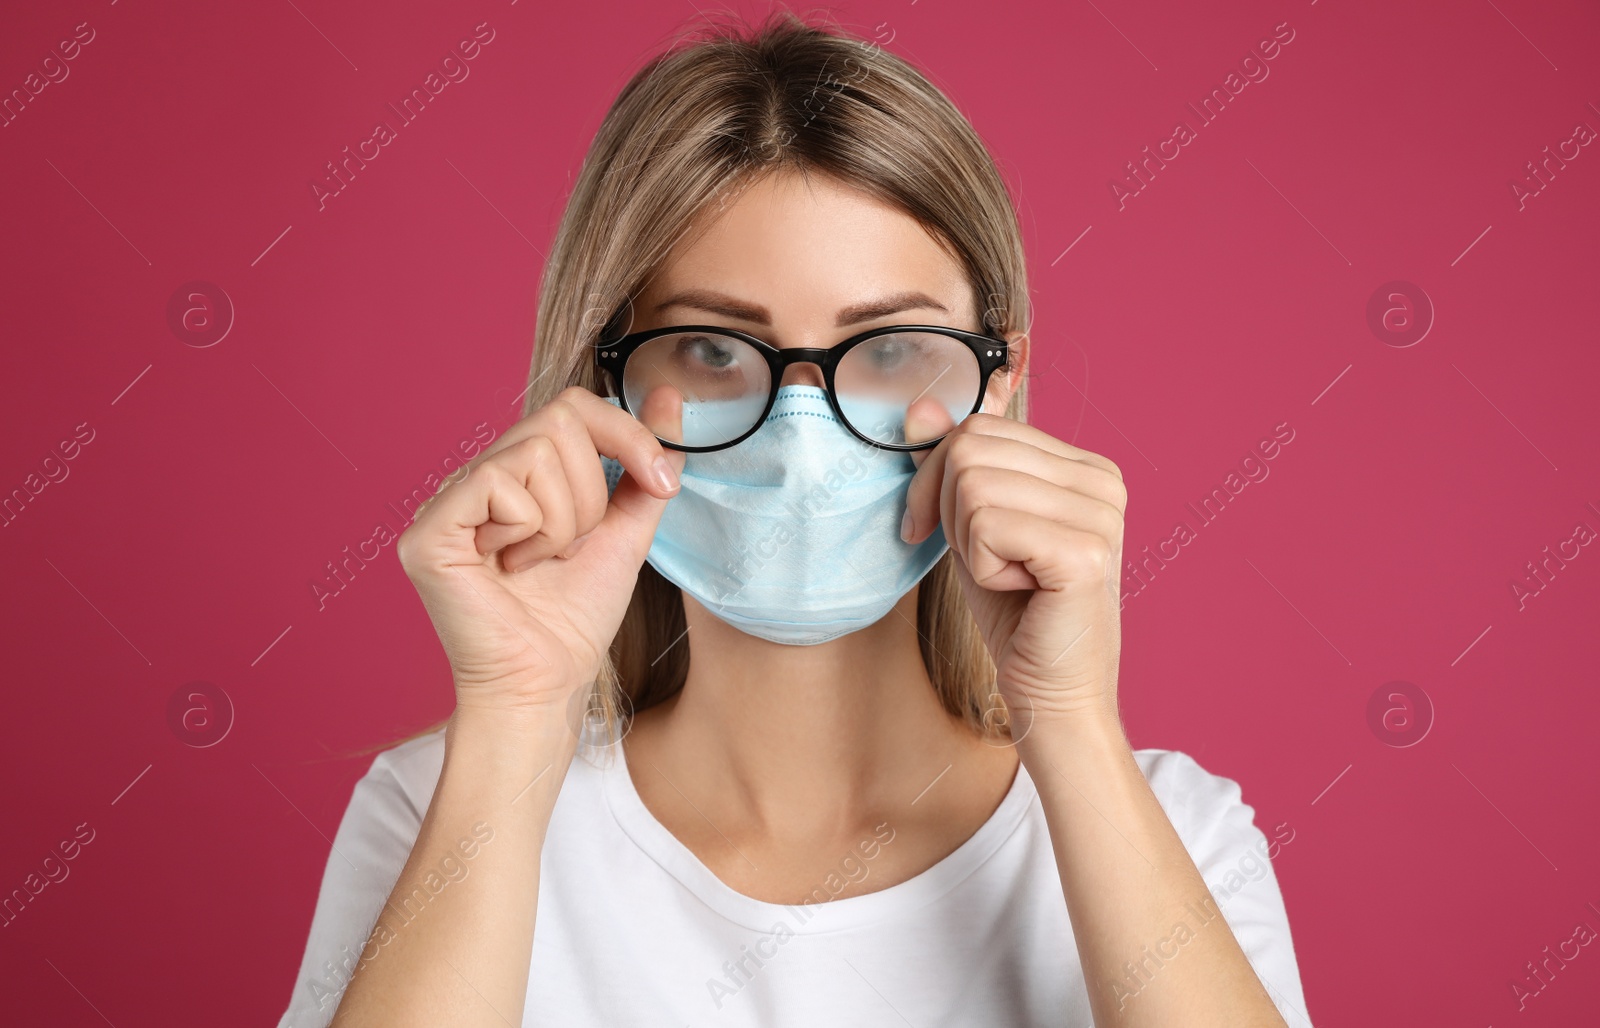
[3,0,1598,1023]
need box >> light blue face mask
[600,385,950,645]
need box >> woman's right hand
[396,385,686,718]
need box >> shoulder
[1131,747,1256,841]
[359,728,448,817]
[1132,746,1241,799]
[274,729,451,1027]
[1129,748,1311,1024]
[1127,747,1296,891]
[317,729,454,888]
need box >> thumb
[599,468,676,566]
[906,396,954,470]
[599,386,686,564]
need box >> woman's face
[627,168,1023,429]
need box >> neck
[633,585,991,841]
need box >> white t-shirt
[276,730,1311,1027]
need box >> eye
[675,334,738,369]
[865,336,915,369]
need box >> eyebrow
[653,288,949,328]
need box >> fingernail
[900,507,914,543]
[562,531,593,558]
[652,456,679,493]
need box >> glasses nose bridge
[772,345,832,389]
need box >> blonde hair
[359,8,1033,760]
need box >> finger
[595,382,685,563]
[626,383,684,504]
[919,428,1000,554]
[403,457,549,574]
[945,431,1128,514]
[937,431,973,560]
[905,424,1124,546]
[905,406,955,474]
[903,424,956,543]
[957,412,1125,482]
[956,419,1127,518]
[637,384,685,446]
[482,385,682,501]
[482,435,578,572]
[568,384,688,503]
[523,395,609,536]
[905,395,956,455]
[464,388,617,539]
[964,506,1115,593]
[950,465,1124,568]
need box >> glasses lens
[835,332,983,446]
[621,332,772,447]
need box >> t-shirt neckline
[597,738,1038,935]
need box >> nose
[776,357,826,389]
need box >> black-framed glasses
[593,323,1009,452]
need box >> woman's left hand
[902,413,1127,727]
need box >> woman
[279,12,1307,1027]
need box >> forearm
[1017,710,1286,1028]
[330,703,577,1028]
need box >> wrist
[440,702,581,816]
[996,667,1121,738]
[1013,704,1131,769]
[447,699,580,762]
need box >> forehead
[640,169,972,322]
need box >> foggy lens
[835,333,980,446]
[621,332,771,447]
